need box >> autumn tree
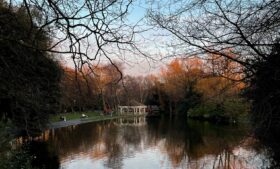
[94,62,124,110]
[160,58,203,115]
[60,66,101,112]
[117,75,152,106]
[196,52,245,102]
[184,53,248,121]
[144,75,170,113]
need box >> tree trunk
[169,101,172,118]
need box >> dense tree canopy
[248,42,280,143]
[0,3,61,135]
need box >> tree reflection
[47,122,101,157]
[27,141,60,169]
[103,122,123,169]
[146,118,253,168]
[29,117,271,169]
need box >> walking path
[48,116,119,129]
[47,114,146,129]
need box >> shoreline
[48,115,144,129]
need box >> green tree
[0,3,61,135]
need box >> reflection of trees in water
[27,141,60,169]
[184,120,247,159]
[40,119,146,168]
[146,117,253,168]
[32,117,270,168]
[103,122,123,169]
[256,134,280,168]
[9,140,60,169]
[46,122,101,157]
[123,126,142,147]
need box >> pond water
[19,117,275,169]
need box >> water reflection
[31,117,272,169]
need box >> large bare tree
[147,0,280,77]
[1,0,143,74]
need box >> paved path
[48,116,118,129]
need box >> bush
[223,98,249,121]
[0,147,36,169]
[188,98,249,123]
[0,141,59,169]
[188,103,223,118]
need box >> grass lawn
[49,111,118,123]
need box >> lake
[18,116,275,169]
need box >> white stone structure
[118,106,147,116]
[115,116,146,126]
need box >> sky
[115,0,176,76]
[58,0,176,76]
[111,1,163,76]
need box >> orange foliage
[157,52,245,105]
[159,57,205,108]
